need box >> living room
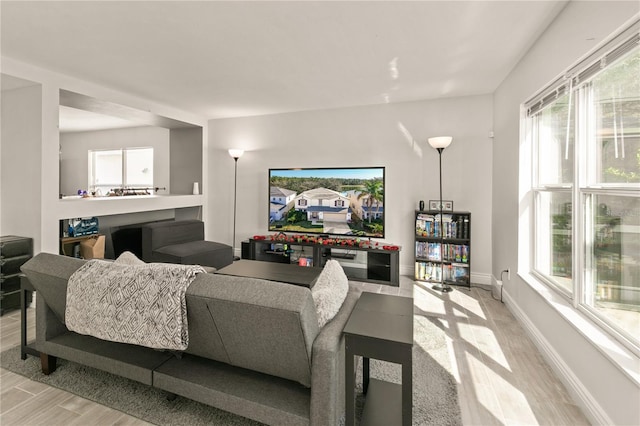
[1,1,639,425]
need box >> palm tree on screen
[358,180,383,224]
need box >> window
[525,24,639,350]
[531,92,575,294]
[89,147,153,194]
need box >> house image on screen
[346,190,384,221]
[269,186,297,222]
[293,188,352,226]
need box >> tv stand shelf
[330,252,356,260]
[245,238,400,286]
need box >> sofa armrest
[21,253,85,322]
[310,289,361,426]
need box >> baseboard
[491,276,504,301]
[400,265,491,287]
[471,272,491,286]
[502,289,613,426]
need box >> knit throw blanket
[65,260,206,351]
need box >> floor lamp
[428,136,453,293]
[228,149,244,261]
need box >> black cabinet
[245,238,400,286]
[414,211,471,288]
[1,235,33,315]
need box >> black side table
[344,292,414,426]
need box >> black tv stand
[245,238,400,286]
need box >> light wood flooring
[0,279,590,425]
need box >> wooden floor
[0,297,152,426]
[0,280,590,425]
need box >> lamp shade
[228,149,244,159]
[428,136,453,149]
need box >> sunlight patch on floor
[485,359,539,424]
[453,290,487,320]
[451,306,470,319]
[466,350,535,423]
[413,287,448,316]
[467,323,511,371]
[445,334,462,385]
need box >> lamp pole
[228,149,244,261]
[427,137,453,293]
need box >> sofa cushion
[153,240,232,270]
[186,273,320,387]
[118,247,218,273]
[311,260,349,328]
[114,251,145,265]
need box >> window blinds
[526,19,639,117]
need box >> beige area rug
[1,314,462,425]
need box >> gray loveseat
[21,253,360,425]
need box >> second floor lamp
[228,149,244,261]
[428,136,453,293]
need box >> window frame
[89,146,154,193]
[523,19,640,354]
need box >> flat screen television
[269,167,385,238]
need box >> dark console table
[215,260,320,288]
[245,238,400,286]
[344,292,414,426]
[20,276,39,360]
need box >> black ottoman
[142,220,233,270]
[153,240,233,270]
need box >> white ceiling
[1,1,567,120]
[58,106,144,133]
[1,74,39,91]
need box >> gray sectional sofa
[21,253,360,425]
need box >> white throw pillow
[114,251,145,265]
[311,259,349,328]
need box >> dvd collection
[415,241,469,263]
[415,213,469,239]
[414,261,470,283]
[415,211,471,285]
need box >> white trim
[506,270,640,421]
[517,272,640,385]
[470,272,491,286]
[503,286,614,426]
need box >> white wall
[0,59,208,254]
[208,95,493,281]
[493,2,639,424]
[170,127,203,195]
[1,85,42,249]
[59,126,170,196]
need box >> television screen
[269,167,385,238]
